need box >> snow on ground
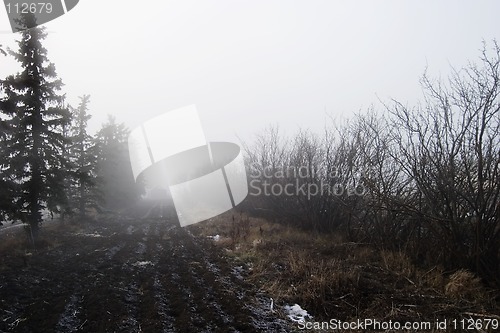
[208,234,220,242]
[75,232,104,237]
[284,304,312,324]
[132,260,153,267]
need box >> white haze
[0,0,499,143]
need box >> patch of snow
[75,232,103,237]
[284,304,312,324]
[132,260,153,267]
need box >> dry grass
[278,250,361,314]
[417,266,446,291]
[194,211,366,316]
[444,269,484,300]
[0,232,30,254]
[191,210,499,323]
[0,217,86,256]
[380,250,415,278]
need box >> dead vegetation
[193,210,500,328]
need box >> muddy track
[0,216,293,333]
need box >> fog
[1,0,499,142]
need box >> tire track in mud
[80,220,169,333]
[123,220,173,333]
[156,235,232,332]
[155,224,289,332]
[1,217,294,332]
[77,234,135,332]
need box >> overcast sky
[1,0,499,143]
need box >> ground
[0,205,498,333]
[0,208,293,333]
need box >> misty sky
[1,0,499,144]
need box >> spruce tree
[0,18,70,239]
[67,95,98,218]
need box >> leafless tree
[386,41,500,282]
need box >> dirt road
[0,211,293,332]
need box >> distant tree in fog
[0,17,70,240]
[94,116,142,211]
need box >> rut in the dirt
[0,215,293,333]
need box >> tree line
[0,19,141,241]
[244,41,500,286]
